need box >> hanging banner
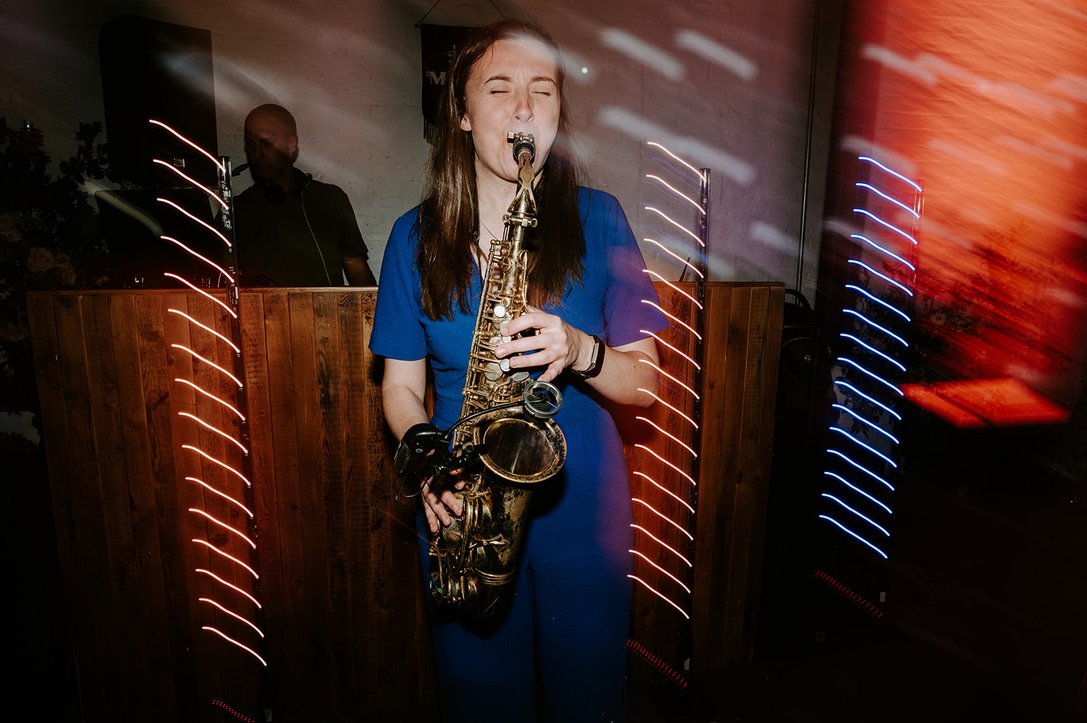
[420,24,474,143]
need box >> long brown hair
[416,19,586,320]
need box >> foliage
[0,117,113,414]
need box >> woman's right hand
[421,474,466,534]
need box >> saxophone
[428,132,567,619]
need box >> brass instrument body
[428,133,567,620]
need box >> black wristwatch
[571,334,605,380]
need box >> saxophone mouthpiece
[508,132,535,164]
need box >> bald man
[234,104,376,286]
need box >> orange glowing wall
[819,0,1087,405]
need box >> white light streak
[823,471,893,515]
[167,308,240,354]
[645,174,705,215]
[853,208,917,246]
[198,597,265,637]
[189,508,257,549]
[834,380,901,421]
[634,444,697,488]
[195,568,262,608]
[850,235,917,271]
[173,377,245,421]
[642,300,702,340]
[844,284,911,323]
[832,403,900,446]
[819,515,889,559]
[178,411,248,454]
[632,498,694,540]
[841,309,909,348]
[645,206,705,248]
[182,444,251,487]
[829,426,899,468]
[629,575,690,619]
[636,416,697,457]
[160,236,234,285]
[647,141,703,180]
[192,538,258,578]
[855,182,919,219]
[629,549,692,594]
[638,390,698,429]
[163,273,237,318]
[631,524,693,567]
[827,448,895,491]
[643,269,704,310]
[644,238,705,279]
[148,118,225,173]
[186,477,253,518]
[858,155,922,193]
[201,626,268,666]
[847,259,913,297]
[642,330,701,372]
[157,196,233,249]
[151,159,228,210]
[673,30,757,81]
[640,360,700,400]
[600,29,684,80]
[839,333,907,373]
[632,471,696,515]
[171,344,243,388]
[822,494,890,537]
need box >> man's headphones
[262,172,313,205]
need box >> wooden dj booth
[28,282,782,721]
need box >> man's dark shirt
[233,169,368,286]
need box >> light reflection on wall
[823,0,1087,406]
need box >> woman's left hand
[494,305,586,383]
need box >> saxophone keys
[493,304,507,318]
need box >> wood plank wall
[27,282,782,722]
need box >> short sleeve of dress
[581,190,669,347]
[369,208,427,361]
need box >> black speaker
[99,15,218,188]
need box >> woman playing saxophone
[370,18,667,722]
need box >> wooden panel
[690,283,785,671]
[27,282,781,720]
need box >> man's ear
[288,134,299,162]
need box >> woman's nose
[512,89,534,122]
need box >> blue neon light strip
[850,234,916,271]
[844,284,911,323]
[837,356,904,396]
[858,155,922,193]
[823,471,893,515]
[853,208,918,245]
[841,310,909,348]
[827,449,895,492]
[839,333,907,373]
[819,514,889,559]
[834,380,901,421]
[831,403,900,445]
[855,182,919,219]
[822,494,890,536]
[847,260,913,297]
[829,426,898,468]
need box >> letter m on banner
[419,24,473,143]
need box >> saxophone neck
[505,132,538,232]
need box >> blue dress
[370,188,668,722]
